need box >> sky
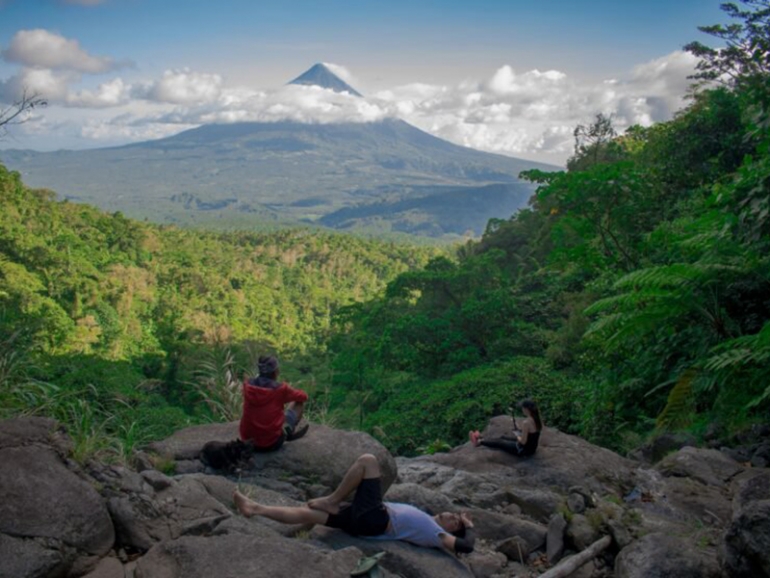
[0,0,729,165]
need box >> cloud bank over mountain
[0,27,698,164]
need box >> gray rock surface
[416,416,638,494]
[720,471,770,578]
[0,533,70,578]
[385,482,456,514]
[470,509,547,552]
[82,556,126,578]
[1,413,767,578]
[465,550,508,578]
[134,534,378,578]
[0,417,114,578]
[101,469,232,552]
[615,533,721,578]
[147,420,398,493]
[566,514,600,551]
[546,513,567,564]
[656,446,744,487]
[311,525,473,578]
[496,535,530,563]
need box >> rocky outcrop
[1,414,768,578]
[615,533,721,578]
[0,417,114,578]
[416,416,639,495]
[721,470,770,577]
[146,420,398,494]
[134,535,386,578]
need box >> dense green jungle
[1,2,769,463]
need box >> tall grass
[188,347,244,421]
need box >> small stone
[568,492,586,514]
[141,470,174,491]
[607,519,633,549]
[496,535,530,563]
[547,513,567,564]
[502,503,522,516]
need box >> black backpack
[200,439,254,472]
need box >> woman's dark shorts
[325,478,390,536]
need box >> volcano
[0,65,558,238]
[288,63,363,96]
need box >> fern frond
[656,369,697,430]
[613,263,743,291]
[604,305,683,348]
[584,289,673,315]
[705,322,770,371]
[583,312,624,337]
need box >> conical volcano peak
[288,63,362,96]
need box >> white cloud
[367,51,698,163]
[0,68,74,103]
[2,48,699,164]
[81,116,193,142]
[135,69,224,105]
[2,29,123,73]
[68,77,130,108]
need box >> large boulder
[656,447,744,488]
[384,482,455,514]
[147,421,397,494]
[629,432,697,464]
[0,417,114,578]
[395,456,561,522]
[413,416,638,495]
[469,509,547,552]
[134,534,389,578]
[99,468,232,551]
[615,533,721,578]
[720,471,770,578]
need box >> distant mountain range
[0,64,559,238]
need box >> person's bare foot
[233,489,260,517]
[469,430,481,447]
[307,496,341,515]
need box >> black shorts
[325,478,390,536]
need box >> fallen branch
[538,535,612,578]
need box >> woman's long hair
[520,399,543,431]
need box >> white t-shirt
[366,502,445,549]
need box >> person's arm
[439,514,476,555]
[283,383,309,403]
[517,418,534,445]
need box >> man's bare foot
[307,496,341,515]
[469,430,481,447]
[233,489,260,517]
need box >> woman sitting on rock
[469,399,542,457]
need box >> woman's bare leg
[307,453,380,514]
[234,490,328,525]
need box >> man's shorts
[284,407,299,431]
[325,478,390,536]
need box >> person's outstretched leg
[479,437,522,455]
[234,490,329,525]
[307,453,381,514]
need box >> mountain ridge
[0,65,559,238]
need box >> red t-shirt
[239,379,308,448]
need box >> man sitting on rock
[239,355,308,452]
[233,453,475,555]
